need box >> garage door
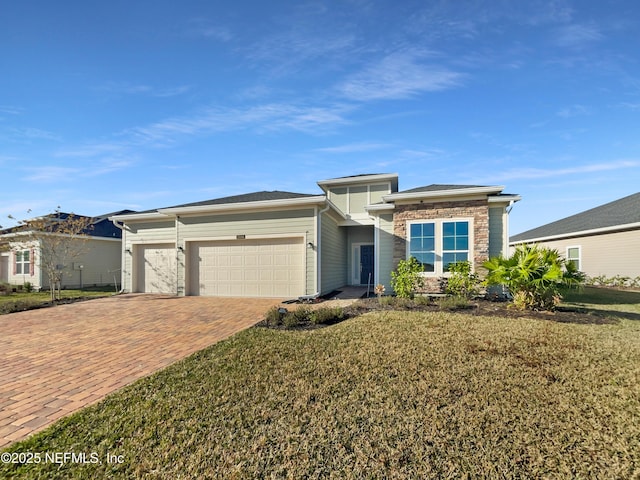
[135,244,176,293]
[188,238,305,297]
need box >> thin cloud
[556,104,591,118]
[97,82,191,98]
[554,23,603,48]
[337,51,463,102]
[476,160,640,183]
[23,166,81,182]
[0,105,23,115]
[314,142,391,154]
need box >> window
[15,250,30,275]
[567,246,580,270]
[408,220,471,274]
[442,221,469,271]
[409,222,435,272]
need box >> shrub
[0,282,11,295]
[445,261,480,299]
[390,257,424,299]
[264,306,285,326]
[310,306,345,325]
[437,295,471,311]
[23,281,33,293]
[483,244,584,311]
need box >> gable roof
[0,210,135,239]
[510,192,640,243]
[167,191,319,209]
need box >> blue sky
[1,0,639,235]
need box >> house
[0,210,133,290]
[510,192,640,280]
[109,174,519,297]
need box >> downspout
[111,219,127,294]
[504,200,516,255]
[175,215,181,296]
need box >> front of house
[110,174,519,298]
[0,212,129,291]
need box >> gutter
[109,219,128,294]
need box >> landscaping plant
[483,244,584,310]
[445,260,480,299]
[390,256,424,298]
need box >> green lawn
[0,288,115,314]
[1,289,639,479]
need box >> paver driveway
[0,294,282,449]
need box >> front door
[360,244,374,285]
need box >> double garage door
[188,237,305,298]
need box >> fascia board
[509,221,640,245]
[109,212,168,222]
[383,186,505,202]
[488,195,521,204]
[365,203,395,212]
[158,195,327,216]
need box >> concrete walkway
[0,294,282,449]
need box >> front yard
[1,288,639,478]
[0,288,115,314]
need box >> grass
[1,290,639,478]
[561,285,640,316]
[0,288,115,314]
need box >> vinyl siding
[488,207,506,258]
[178,209,316,296]
[527,229,640,278]
[376,213,395,292]
[122,220,176,292]
[320,211,347,294]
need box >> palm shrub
[483,244,584,310]
[390,257,424,298]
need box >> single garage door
[188,238,305,297]
[135,244,176,293]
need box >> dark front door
[360,245,374,285]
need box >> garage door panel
[188,238,304,297]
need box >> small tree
[391,257,424,299]
[483,244,584,310]
[5,209,93,301]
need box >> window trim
[406,218,474,276]
[15,249,30,275]
[566,245,581,271]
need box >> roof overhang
[109,212,168,222]
[364,203,396,212]
[317,173,399,191]
[383,185,505,203]
[510,221,640,245]
[488,194,521,204]
[158,195,327,216]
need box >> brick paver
[0,294,282,449]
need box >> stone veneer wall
[393,199,490,293]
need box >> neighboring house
[109,174,519,298]
[510,192,640,279]
[0,210,133,290]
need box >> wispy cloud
[314,142,391,154]
[553,23,603,48]
[0,105,23,116]
[97,82,191,98]
[186,18,233,42]
[127,102,352,145]
[473,160,640,183]
[23,166,81,182]
[556,104,591,118]
[337,51,463,102]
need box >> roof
[398,184,487,194]
[167,191,319,209]
[510,192,640,243]
[0,210,135,239]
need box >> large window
[408,220,471,274]
[15,250,30,275]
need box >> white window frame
[406,218,474,276]
[566,245,581,271]
[15,249,30,275]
